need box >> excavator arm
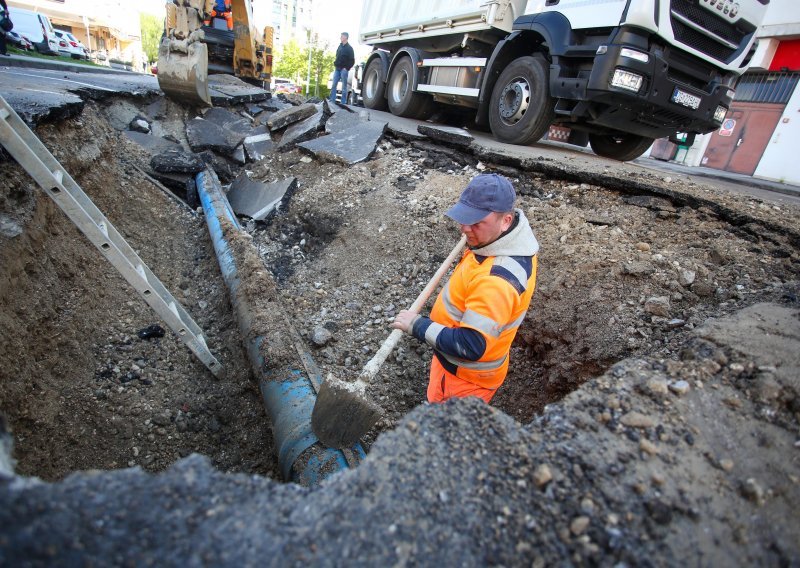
[157,0,272,106]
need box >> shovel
[311,234,467,449]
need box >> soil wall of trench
[0,97,799,564]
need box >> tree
[310,46,335,97]
[273,39,307,81]
[140,13,162,64]
[273,39,335,97]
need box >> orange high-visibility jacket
[411,210,539,390]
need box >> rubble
[267,103,318,131]
[297,120,387,165]
[417,124,474,147]
[149,150,206,175]
[276,104,327,150]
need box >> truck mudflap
[581,43,734,139]
[157,37,211,107]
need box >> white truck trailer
[359,0,769,161]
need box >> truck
[359,0,769,161]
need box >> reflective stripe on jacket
[416,209,539,389]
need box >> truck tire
[363,58,388,111]
[489,55,554,145]
[387,56,434,119]
[588,132,654,161]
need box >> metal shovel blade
[311,376,383,449]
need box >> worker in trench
[391,174,539,403]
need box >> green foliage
[273,39,306,81]
[274,39,335,96]
[140,13,162,64]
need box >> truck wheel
[363,58,388,111]
[588,132,654,161]
[387,57,434,119]
[489,55,554,145]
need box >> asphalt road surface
[1,61,798,206]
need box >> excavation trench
[0,96,797,483]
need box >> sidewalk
[633,156,800,199]
[0,52,138,75]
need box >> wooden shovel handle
[358,234,467,382]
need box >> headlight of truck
[611,69,643,92]
[620,48,649,63]
[714,105,728,123]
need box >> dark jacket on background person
[334,42,355,70]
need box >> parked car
[53,30,84,59]
[7,31,33,51]
[8,8,59,55]
[271,77,302,95]
[63,31,89,59]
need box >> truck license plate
[671,88,701,110]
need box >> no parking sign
[719,118,736,137]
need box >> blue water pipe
[196,169,365,486]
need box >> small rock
[620,412,655,429]
[755,373,781,402]
[570,516,590,535]
[129,118,150,134]
[623,261,655,276]
[741,478,765,505]
[720,459,734,472]
[311,326,333,347]
[644,296,670,317]
[639,439,659,456]
[533,464,553,488]
[692,281,715,297]
[137,324,165,340]
[669,380,690,395]
[645,377,669,397]
[679,269,696,287]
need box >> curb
[0,53,140,75]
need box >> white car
[64,31,89,59]
[54,30,85,59]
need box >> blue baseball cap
[445,174,516,225]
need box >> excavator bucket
[156,37,211,106]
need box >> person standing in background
[329,32,355,104]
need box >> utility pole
[305,27,312,96]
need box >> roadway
[1,58,798,206]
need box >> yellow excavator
[157,0,273,106]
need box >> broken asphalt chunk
[186,117,247,156]
[298,120,387,165]
[201,107,252,134]
[137,324,166,340]
[417,124,474,147]
[622,195,677,212]
[277,104,326,150]
[226,175,296,221]
[198,151,236,184]
[267,103,317,131]
[325,107,369,134]
[149,150,206,175]
[244,131,274,162]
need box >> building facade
[8,0,144,69]
[651,0,800,186]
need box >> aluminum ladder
[0,95,224,378]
